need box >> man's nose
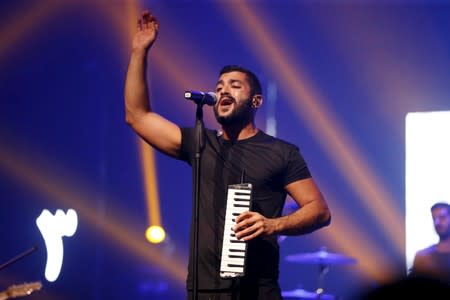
[220,86,231,96]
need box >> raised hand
[132,10,159,52]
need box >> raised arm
[124,11,182,158]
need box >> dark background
[1,0,449,299]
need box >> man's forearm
[124,49,152,125]
[273,201,331,236]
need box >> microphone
[184,90,217,106]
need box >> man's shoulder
[416,245,438,257]
[257,131,299,149]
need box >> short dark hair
[219,65,262,96]
[431,202,450,213]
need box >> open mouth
[220,98,234,107]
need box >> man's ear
[252,95,263,108]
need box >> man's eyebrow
[215,79,243,86]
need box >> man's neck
[437,236,450,252]
[221,123,258,141]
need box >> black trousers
[186,284,283,300]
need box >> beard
[214,98,252,126]
[437,227,450,240]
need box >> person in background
[409,202,450,284]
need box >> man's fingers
[246,228,264,241]
[235,211,252,223]
[235,219,260,236]
[137,10,159,33]
[234,215,253,231]
[141,11,158,28]
[237,226,263,241]
[141,10,150,19]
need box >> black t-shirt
[179,128,311,290]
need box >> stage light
[146,225,166,244]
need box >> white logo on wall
[36,209,78,282]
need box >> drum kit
[282,246,357,300]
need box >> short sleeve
[284,145,311,186]
[179,127,194,164]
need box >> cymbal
[285,248,357,265]
[281,288,335,299]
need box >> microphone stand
[315,263,329,299]
[192,103,206,300]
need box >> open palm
[132,11,159,51]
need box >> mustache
[219,96,235,103]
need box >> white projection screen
[405,110,450,273]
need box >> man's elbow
[125,108,143,128]
[317,205,331,228]
[125,113,135,127]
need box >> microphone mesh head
[207,92,218,104]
